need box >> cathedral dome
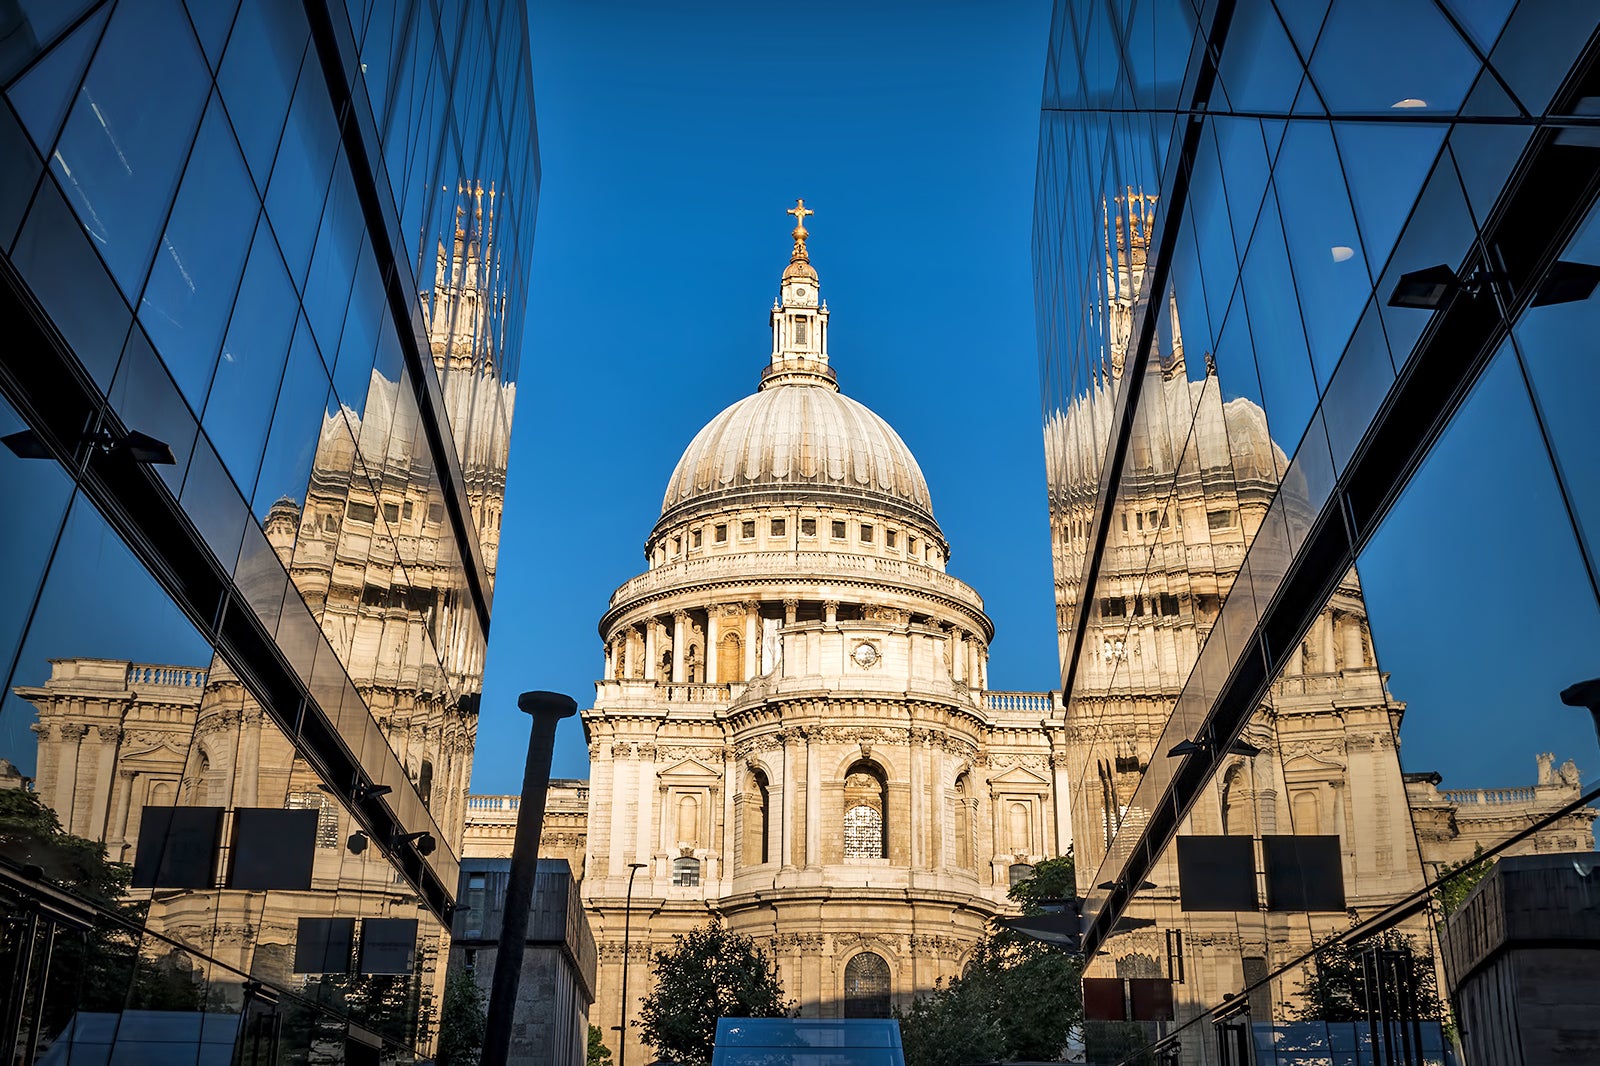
[659,382,937,525]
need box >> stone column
[780,730,796,869]
[644,621,658,681]
[604,643,614,680]
[54,724,87,831]
[606,742,629,877]
[721,746,737,886]
[705,609,720,684]
[110,769,137,858]
[623,630,636,679]
[744,603,760,679]
[950,630,965,683]
[237,710,262,807]
[804,728,820,868]
[89,726,121,841]
[1050,749,1072,856]
[636,743,657,872]
[1342,616,1366,669]
[823,601,838,626]
[1321,614,1337,671]
[908,729,924,868]
[784,598,798,625]
[967,642,980,689]
[671,612,688,683]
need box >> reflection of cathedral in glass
[1043,185,1595,1054]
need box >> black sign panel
[359,918,419,975]
[229,807,319,890]
[131,806,223,888]
[1263,835,1347,912]
[1082,977,1127,1021]
[1128,978,1175,1021]
[294,917,356,973]
[1176,835,1259,911]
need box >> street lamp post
[481,690,578,1066]
[618,861,648,1066]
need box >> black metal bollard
[481,690,578,1066]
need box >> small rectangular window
[741,520,756,539]
[794,317,808,345]
[692,529,703,548]
[860,523,874,543]
[1102,597,1126,618]
[908,537,918,556]
[800,517,816,537]
[382,502,400,524]
[672,537,682,555]
[346,500,376,523]
[1120,513,1129,531]
[426,502,445,524]
[771,519,786,537]
[402,501,414,520]
[831,520,846,539]
[1136,512,1144,531]
[715,524,728,543]
[1159,593,1180,616]
[886,530,897,548]
[1206,509,1235,531]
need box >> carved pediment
[1282,751,1345,777]
[657,757,723,785]
[988,765,1051,790]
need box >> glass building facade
[1036,2,1600,1063]
[0,0,534,1061]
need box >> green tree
[1432,846,1493,919]
[436,969,487,1066]
[897,852,1084,1066]
[588,1024,615,1066]
[637,920,794,1066]
[1288,928,1444,1023]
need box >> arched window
[843,952,891,1018]
[418,759,434,807]
[1292,789,1321,835]
[676,794,700,845]
[1008,801,1030,852]
[1220,763,1246,835]
[720,631,743,683]
[744,769,770,865]
[1009,863,1037,888]
[953,773,972,869]
[672,856,701,887]
[843,762,887,859]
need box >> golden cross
[787,198,814,232]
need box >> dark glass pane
[179,432,249,573]
[1309,0,1480,114]
[1271,124,1371,387]
[1176,836,1259,910]
[1489,1,1595,115]
[107,327,200,496]
[294,917,355,973]
[140,94,257,411]
[1441,0,1516,53]
[1320,298,1395,473]
[303,164,362,356]
[1217,0,1302,112]
[12,178,132,389]
[0,98,42,252]
[131,805,224,888]
[358,917,418,974]
[203,220,296,492]
[251,321,331,519]
[0,397,75,693]
[182,0,239,69]
[218,0,306,188]
[1357,346,1600,788]
[1332,122,1448,279]
[1239,198,1318,446]
[6,4,108,153]
[49,0,208,298]
[228,807,318,889]
[265,49,339,283]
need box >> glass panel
[1308,0,1481,114]
[107,326,200,496]
[6,4,109,153]
[252,319,332,519]
[0,396,75,697]
[1271,124,1372,388]
[0,101,43,262]
[139,94,257,412]
[1357,343,1600,791]
[265,49,339,284]
[12,175,132,389]
[217,0,307,189]
[183,0,239,69]
[1331,121,1449,280]
[48,0,209,298]
[203,220,296,494]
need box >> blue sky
[472,0,1059,788]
